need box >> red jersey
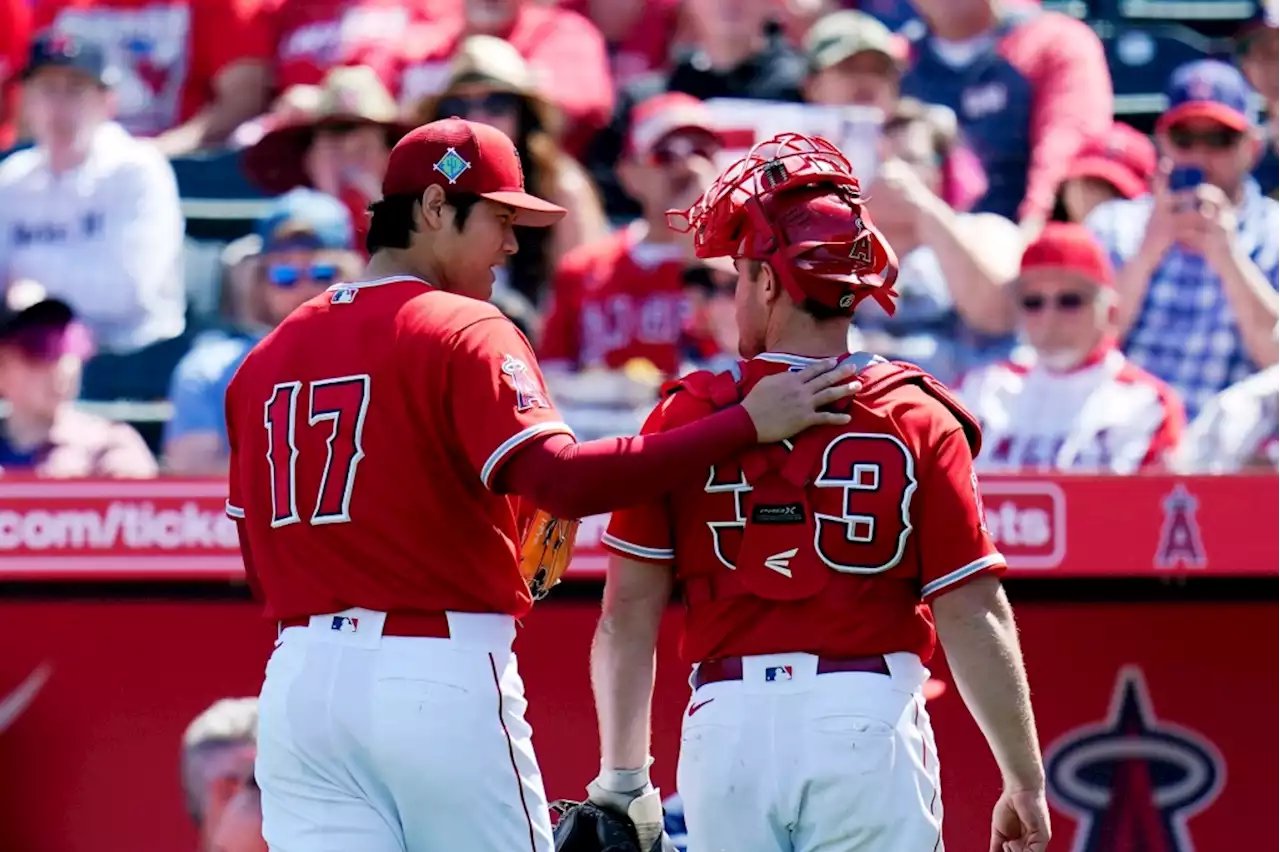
[603,352,1006,665]
[224,275,573,621]
[35,0,271,136]
[539,228,696,375]
[0,0,30,151]
[265,0,446,97]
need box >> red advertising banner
[0,475,1272,581]
[0,598,1275,852]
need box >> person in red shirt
[398,0,613,156]
[589,133,1051,851]
[223,117,859,851]
[0,0,31,151]
[540,93,725,380]
[264,0,449,100]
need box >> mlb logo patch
[331,616,359,633]
[330,287,357,305]
[765,665,793,682]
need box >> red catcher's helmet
[667,132,899,316]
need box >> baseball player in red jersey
[587,134,1051,852]
[223,117,863,852]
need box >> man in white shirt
[0,32,186,400]
[956,222,1186,473]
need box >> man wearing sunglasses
[956,223,1184,474]
[541,93,727,414]
[1085,59,1279,420]
[164,189,363,474]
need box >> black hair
[364,192,483,255]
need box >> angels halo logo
[1044,667,1224,852]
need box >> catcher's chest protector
[669,356,980,604]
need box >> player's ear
[759,261,783,305]
[418,185,449,232]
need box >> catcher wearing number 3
[584,133,1052,852]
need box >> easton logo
[1045,667,1224,852]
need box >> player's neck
[3,407,58,450]
[363,250,441,288]
[765,320,851,360]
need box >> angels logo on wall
[1044,667,1224,852]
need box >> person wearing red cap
[540,93,726,390]
[955,222,1185,474]
[1058,121,1157,224]
[589,133,1048,852]
[223,117,860,851]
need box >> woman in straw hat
[413,34,609,304]
[241,65,414,251]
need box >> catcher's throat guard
[667,132,899,317]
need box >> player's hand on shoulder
[741,358,862,443]
[990,787,1051,852]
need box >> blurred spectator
[1170,362,1279,474]
[956,223,1184,474]
[856,98,1020,382]
[33,0,271,155]
[266,0,449,104]
[181,697,258,852]
[802,9,902,113]
[1086,60,1280,418]
[415,35,608,303]
[0,285,156,477]
[242,66,412,253]
[1056,122,1157,224]
[165,190,362,475]
[211,776,268,852]
[0,32,188,402]
[901,0,1112,232]
[558,0,681,89]
[1237,1,1278,198]
[399,0,614,156]
[586,0,806,219]
[0,0,31,151]
[541,93,721,383]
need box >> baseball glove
[519,508,579,600]
[551,800,677,852]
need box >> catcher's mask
[667,132,899,316]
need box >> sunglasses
[648,134,720,166]
[268,263,340,288]
[437,92,521,119]
[1167,125,1243,151]
[1019,292,1089,313]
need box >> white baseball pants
[254,609,555,852]
[676,651,944,852]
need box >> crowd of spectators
[0,0,1276,481]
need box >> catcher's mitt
[551,800,677,852]
[519,508,579,600]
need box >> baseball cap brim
[479,190,567,228]
[1158,102,1250,133]
[1065,156,1149,199]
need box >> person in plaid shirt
[1085,59,1279,418]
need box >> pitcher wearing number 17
[222,118,861,852]
[587,135,1052,852]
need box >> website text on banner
[0,475,1273,580]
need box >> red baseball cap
[382,118,566,227]
[627,93,722,157]
[1064,123,1156,200]
[1019,222,1115,288]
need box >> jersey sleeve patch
[502,354,551,412]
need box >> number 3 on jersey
[264,375,371,527]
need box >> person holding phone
[1084,59,1279,419]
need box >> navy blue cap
[1159,59,1254,132]
[22,31,118,87]
[255,189,354,253]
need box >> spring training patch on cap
[433,148,471,184]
